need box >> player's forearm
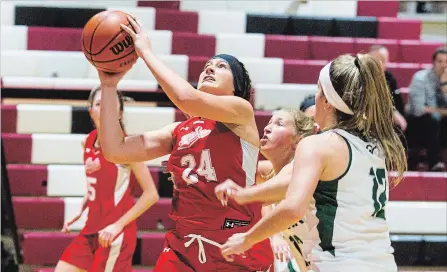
[116,190,159,229]
[239,175,289,204]
[261,204,283,242]
[261,204,274,217]
[246,200,301,246]
[141,50,197,109]
[80,194,89,212]
[99,86,126,160]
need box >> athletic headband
[212,54,249,100]
[319,62,354,115]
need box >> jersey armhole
[320,134,352,183]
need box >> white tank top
[309,129,397,272]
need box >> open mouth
[260,134,268,144]
[202,76,215,83]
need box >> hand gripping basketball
[120,16,152,58]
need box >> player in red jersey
[55,87,159,272]
[95,16,273,272]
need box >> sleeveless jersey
[167,117,261,230]
[310,129,397,272]
[82,129,136,234]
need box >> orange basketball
[81,10,137,73]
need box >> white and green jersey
[310,129,397,272]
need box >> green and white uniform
[309,129,397,272]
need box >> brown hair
[325,54,407,185]
[261,109,316,180]
[87,86,126,131]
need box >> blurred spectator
[299,94,316,117]
[406,47,447,171]
[369,45,407,132]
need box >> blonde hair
[324,54,407,185]
[261,109,316,180]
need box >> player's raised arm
[97,71,178,164]
[121,17,254,126]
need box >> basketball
[81,10,138,73]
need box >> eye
[218,63,227,69]
[203,63,211,70]
[275,120,284,126]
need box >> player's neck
[267,151,294,174]
[320,114,337,130]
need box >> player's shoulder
[83,129,97,148]
[297,131,344,158]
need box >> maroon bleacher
[283,60,328,84]
[22,232,165,266]
[309,37,355,60]
[356,1,400,17]
[14,197,64,229]
[13,197,173,230]
[23,232,76,265]
[1,104,17,133]
[28,27,82,52]
[155,9,198,33]
[399,40,446,63]
[137,0,179,9]
[172,32,215,57]
[377,17,422,40]
[6,164,160,197]
[7,164,48,196]
[265,35,310,60]
[2,133,32,164]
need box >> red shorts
[153,225,273,272]
[59,225,136,272]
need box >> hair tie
[354,56,361,69]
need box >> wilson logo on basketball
[109,35,133,55]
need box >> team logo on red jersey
[85,157,101,174]
[178,126,211,150]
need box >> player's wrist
[141,48,154,60]
[245,230,259,248]
[115,219,126,230]
[235,188,252,204]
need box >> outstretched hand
[121,15,152,58]
[221,232,253,262]
[215,179,244,206]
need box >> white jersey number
[181,149,217,185]
[86,177,97,201]
[370,167,387,218]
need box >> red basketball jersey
[81,129,136,234]
[167,117,262,230]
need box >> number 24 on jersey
[181,149,217,185]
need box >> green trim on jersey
[370,167,387,219]
[314,135,352,256]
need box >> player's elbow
[175,90,199,114]
[283,201,306,222]
[102,147,126,164]
[142,189,160,207]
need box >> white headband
[319,62,354,115]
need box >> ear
[324,99,334,112]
